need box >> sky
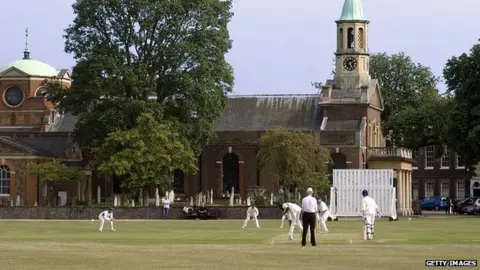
[1,0,480,94]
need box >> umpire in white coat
[301,187,318,246]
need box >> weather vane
[23,27,30,59]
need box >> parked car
[421,196,447,211]
[455,197,479,214]
[472,198,480,215]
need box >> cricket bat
[362,224,367,240]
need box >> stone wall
[0,206,284,220]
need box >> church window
[35,87,48,97]
[339,28,344,49]
[347,28,355,49]
[358,28,364,49]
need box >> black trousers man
[301,212,316,246]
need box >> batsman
[360,189,380,240]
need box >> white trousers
[99,216,114,231]
[317,211,329,232]
[364,213,376,240]
[288,212,303,238]
[243,215,260,228]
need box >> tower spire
[339,0,365,21]
[23,28,30,60]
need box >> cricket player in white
[242,204,260,228]
[280,210,292,229]
[98,207,116,232]
[281,202,303,240]
[316,197,329,234]
[360,190,380,240]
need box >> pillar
[403,170,408,215]
[239,160,244,197]
[408,170,413,215]
[216,161,222,197]
[397,169,405,216]
[404,170,409,216]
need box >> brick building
[0,0,467,208]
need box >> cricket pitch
[0,217,478,269]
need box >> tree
[385,95,452,152]
[94,113,197,199]
[369,53,440,125]
[256,128,331,200]
[443,40,480,177]
[47,0,234,153]
[26,160,85,206]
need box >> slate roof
[37,94,326,133]
[0,135,75,157]
[213,95,323,131]
[48,113,78,132]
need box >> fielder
[242,204,260,228]
[360,190,380,240]
[281,202,303,240]
[316,197,329,234]
[98,207,116,232]
[280,210,292,229]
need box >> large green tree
[369,52,440,125]
[256,128,331,199]
[443,40,480,176]
[385,95,452,155]
[47,0,234,153]
[94,113,197,198]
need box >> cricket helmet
[362,190,368,197]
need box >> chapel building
[0,0,472,211]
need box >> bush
[247,186,269,206]
[252,194,268,206]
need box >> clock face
[343,56,358,71]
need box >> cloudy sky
[1,0,479,94]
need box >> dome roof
[0,59,58,77]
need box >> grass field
[0,217,479,269]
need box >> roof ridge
[228,94,320,98]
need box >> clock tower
[334,0,371,90]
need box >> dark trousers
[301,212,316,246]
[162,207,169,218]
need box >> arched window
[35,87,48,97]
[347,28,355,49]
[339,28,344,49]
[0,165,11,195]
[358,28,364,49]
[173,169,185,194]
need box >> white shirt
[319,201,328,213]
[162,199,170,209]
[361,196,378,215]
[282,202,302,214]
[301,195,318,213]
[99,210,113,221]
[246,206,259,217]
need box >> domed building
[0,43,82,206]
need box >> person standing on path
[301,187,318,247]
[161,196,171,218]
